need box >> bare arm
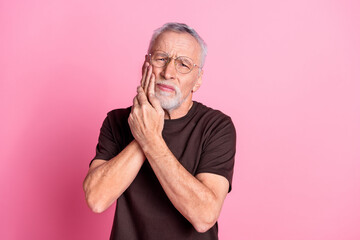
[83,59,154,213]
[143,137,229,233]
[83,140,145,213]
[128,78,230,232]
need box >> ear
[192,69,203,93]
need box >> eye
[181,63,190,69]
[178,59,192,69]
[154,54,168,62]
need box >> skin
[83,31,230,233]
[148,31,203,118]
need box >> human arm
[128,78,233,232]
[83,59,155,213]
[143,136,229,233]
[83,140,146,213]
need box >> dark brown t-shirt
[92,101,236,240]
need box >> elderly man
[83,22,236,240]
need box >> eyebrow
[153,50,193,59]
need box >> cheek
[151,67,162,78]
[180,78,198,94]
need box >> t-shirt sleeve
[90,114,120,166]
[196,116,236,192]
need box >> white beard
[155,80,183,111]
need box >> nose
[161,58,177,80]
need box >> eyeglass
[149,50,201,74]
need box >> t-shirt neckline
[164,101,199,124]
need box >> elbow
[192,212,218,233]
[90,205,106,214]
[88,200,105,214]
[194,225,212,233]
[190,194,221,233]
[85,193,107,213]
[83,182,107,213]
[193,220,216,233]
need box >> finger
[133,94,139,107]
[136,86,149,105]
[148,94,163,113]
[142,55,149,75]
[148,73,156,98]
[144,65,152,95]
[131,94,139,114]
[141,61,150,88]
[147,82,162,113]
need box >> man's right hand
[140,55,155,99]
[83,56,158,214]
[129,55,164,150]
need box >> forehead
[151,31,201,62]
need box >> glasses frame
[148,50,202,74]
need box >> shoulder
[105,107,132,123]
[190,102,236,146]
[101,106,132,130]
[107,106,132,119]
[194,101,235,131]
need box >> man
[83,22,236,240]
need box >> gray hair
[148,22,208,68]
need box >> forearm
[128,74,227,231]
[83,140,146,213]
[142,137,221,232]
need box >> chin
[156,92,182,111]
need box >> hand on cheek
[129,58,164,148]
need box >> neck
[164,99,194,120]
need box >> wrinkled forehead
[150,31,202,64]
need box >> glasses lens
[151,52,168,67]
[175,57,194,74]
[150,51,196,74]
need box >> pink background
[1,0,360,239]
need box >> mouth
[156,83,175,92]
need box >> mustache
[155,80,180,92]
